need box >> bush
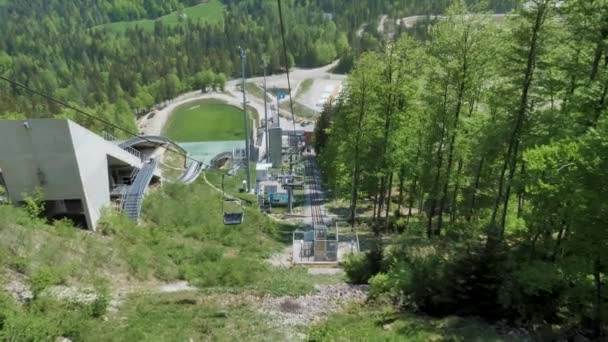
[21,187,45,219]
[10,256,29,274]
[90,290,110,318]
[30,266,64,298]
[343,248,383,284]
[384,241,510,318]
[368,273,392,299]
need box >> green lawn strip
[296,79,313,100]
[280,100,318,119]
[163,99,255,142]
[308,303,508,342]
[86,292,282,341]
[94,0,224,32]
[244,82,273,103]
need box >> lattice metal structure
[232,148,247,167]
[292,222,359,264]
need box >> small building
[255,163,272,182]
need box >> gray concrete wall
[68,121,131,230]
[0,120,82,202]
[0,119,143,230]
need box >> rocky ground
[259,284,368,329]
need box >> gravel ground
[158,281,196,293]
[2,270,33,303]
[267,246,292,268]
[259,284,368,329]
[307,268,344,275]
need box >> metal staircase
[122,159,157,221]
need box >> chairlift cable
[276,0,298,155]
[0,76,206,168]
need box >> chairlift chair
[221,174,244,225]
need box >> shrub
[9,255,29,274]
[21,187,45,219]
[90,290,110,318]
[498,260,567,323]
[368,273,392,299]
[343,248,383,284]
[30,266,63,298]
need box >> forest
[316,0,607,339]
[0,0,516,137]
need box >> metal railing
[122,145,142,161]
[103,131,118,142]
[103,131,143,161]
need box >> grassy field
[296,79,314,100]
[95,0,224,32]
[308,303,508,341]
[244,82,273,103]
[163,99,250,142]
[0,175,328,340]
[280,100,319,119]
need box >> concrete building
[0,119,201,231]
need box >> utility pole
[239,47,252,193]
[262,58,270,164]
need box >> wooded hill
[0,0,515,136]
[316,0,608,339]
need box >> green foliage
[21,187,45,219]
[343,249,383,284]
[318,0,608,337]
[308,303,508,341]
[368,272,392,298]
[30,265,64,298]
[84,292,283,341]
[96,0,225,33]
[90,285,110,318]
[0,176,326,339]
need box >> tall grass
[0,176,324,340]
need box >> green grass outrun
[163,99,249,142]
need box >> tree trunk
[593,256,603,338]
[467,157,484,221]
[376,176,386,223]
[385,173,394,231]
[450,159,463,225]
[377,47,402,229]
[490,1,547,245]
[593,74,608,126]
[551,219,568,262]
[437,29,470,235]
[372,190,379,235]
[349,82,368,227]
[397,164,406,215]
[376,176,386,225]
[427,83,450,238]
[517,161,526,217]
[590,28,607,81]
